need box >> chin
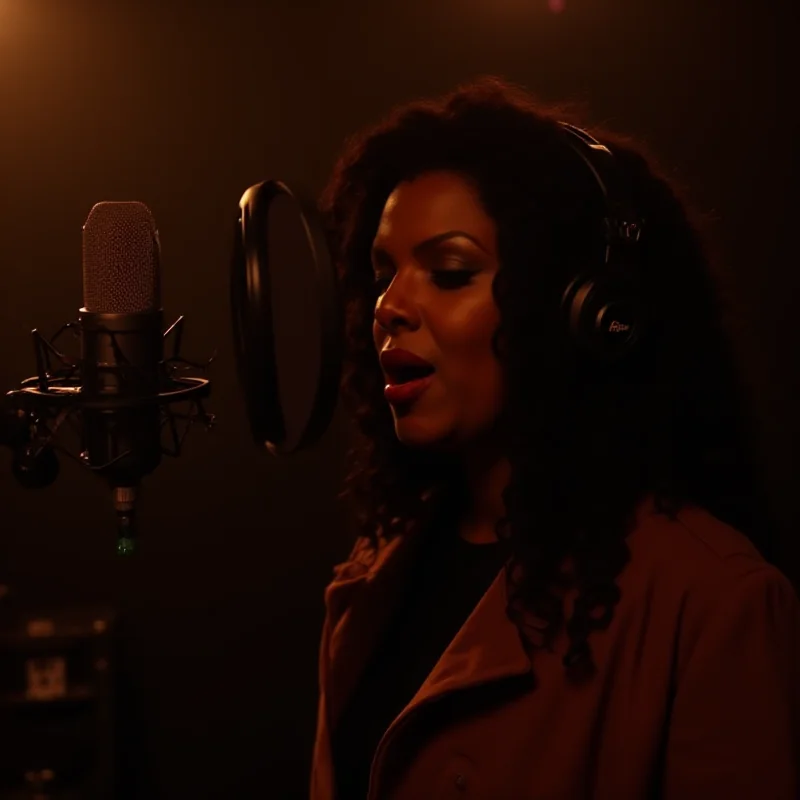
[393,417,458,453]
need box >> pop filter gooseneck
[231,180,343,456]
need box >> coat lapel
[321,523,537,741]
[323,526,426,731]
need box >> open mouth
[385,364,436,386]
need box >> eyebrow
[371,230,488,266]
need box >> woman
[309,77,799,799]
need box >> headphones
[556,122,647,364]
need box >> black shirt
[330,525,509,799]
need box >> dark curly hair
[320,75,776,680]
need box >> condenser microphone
[79,202,165,551]
[4,200,213,554]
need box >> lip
[384,373,435,405]
[379,348,434,373]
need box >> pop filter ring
[232,179,343,456]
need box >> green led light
[117,537,135,557]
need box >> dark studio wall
[0,0,797,797]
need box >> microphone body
[79,201,165,550]
[79,309,163,488]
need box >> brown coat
[310,495,800,799]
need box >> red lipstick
[379,348,435,405]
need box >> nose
[373,279,420,334]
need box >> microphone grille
[82,201,162,313]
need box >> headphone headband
[557,122,644,249]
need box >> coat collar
[321,518,536,733]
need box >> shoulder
[629,504,800,796]
[627,496,778,589]
[624,497,799,667]
[328,529,403,583]
[329,536,377,581]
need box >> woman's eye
[432,269,474,289]
[372,266,475,293]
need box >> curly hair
[319,75,776,680]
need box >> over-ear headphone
[557,122,647,363]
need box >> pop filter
[231,180,343,455]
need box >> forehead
[373,170,495,248]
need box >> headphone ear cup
[561,273,644,362]
[562,273,595,344]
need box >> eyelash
[373,269,475,293]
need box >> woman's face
[372,170,504,452]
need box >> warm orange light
[0,0,22,43]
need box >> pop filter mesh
[82,201,161,313]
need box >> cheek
[441,354,503,436]
[440,320,504,407]
[469,357,505,410]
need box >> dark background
[0,0,797,797]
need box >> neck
[457,445,510,544]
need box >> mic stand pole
[112,485,139,557]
